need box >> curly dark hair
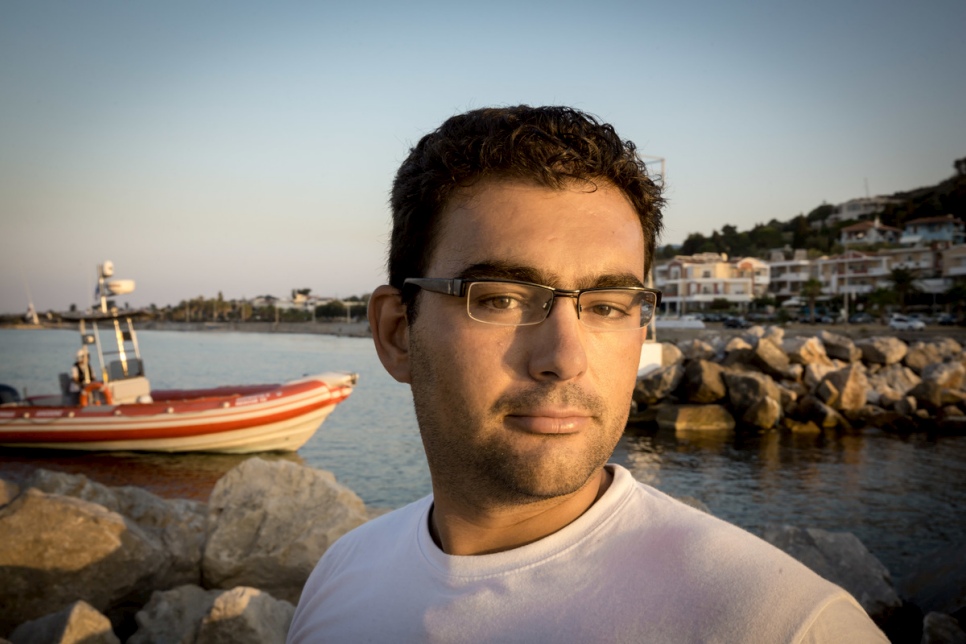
[389,105,664,314]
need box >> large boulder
[748,337,791,380]
[922,361,966,390]
[820,331,861,362]
[8,600,120,644]
[676,338,716,362]
[920,612,966,644]
[24,468,206,589]
[906,338,964,374]
[203,458,368,603]
[856,337,909,366]
[679,359,726,403]
[723,370,782,429]
[0,489,166,634]
[820,364,870,412]
[898,544,966,622]
[633,362,685,406]
[782,336,833,367]
[660,342,684,368]
[656,404,735,431]
[796,395,851,430]
[129,585,294,644]
[761,525,901,625]
[867,364,922,398]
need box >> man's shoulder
[324,494,432,559]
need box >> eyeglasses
[403,278,662,331]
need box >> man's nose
[526,294,588,382]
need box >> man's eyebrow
[455,262,644,289]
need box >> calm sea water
[1,327,964,579]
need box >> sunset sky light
[2,0,964,312]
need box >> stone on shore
[898,544,966,622]
[820,364,869,412]
[761,525,902,624]
[8,600,119,644]
[129,585,294,644]
[748,337,791,380]
[782,336,833,367]
[633,362,685,406]
[656,404,735,431]
[679,359,726,403]
[25,468,206,590]
[856,336,908,365]
[0,489,166,634]
[723,370,782,429]
[203,458,368,604]
[820,331,861,362]
[920,612,966,644]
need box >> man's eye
[478,295,523,310]
[587,303,629,318]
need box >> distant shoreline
[0,320,373,338]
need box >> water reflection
[614,425,966,577]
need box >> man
[69,347,94,392]
[288,106,886,642]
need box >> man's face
[407,179,647,504]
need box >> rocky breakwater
[634,327,966,435]
[1,460,964,642]
[0,458,369,643]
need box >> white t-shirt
[288,465,886,643]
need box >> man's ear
[368,285,412,384]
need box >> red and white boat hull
[0,372,357,454]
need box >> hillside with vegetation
[657,157,966,261]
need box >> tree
[801,279,823,323]
[888,267,919,313]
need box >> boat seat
[106,376,152,405]
[107,358,144,381]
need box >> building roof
[905,214,964,226]
[840,220,901,233]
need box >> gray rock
[762,325,785,345]
[797,395,851,430]
[820,330,861,362]
[761,525,901,622]
[0,489,165,634]
[905,342,947,375]
[749,337,791,380]
[634,362,685,405]
[856,336,909,366]
[724,336,754,353]
[783,336,833,366]
[920,612,966,644]
[866,364,922,396]
[680,359,727,403]
[804,362,838,391]
[0,478,19,507]
[660,341,684,368]
[676,338,716,362]
[129,584,224,644]
[821,364,870,412]
[656,404,735,431]
[898,544,966,620]
[25,468,206,589]
[197,586,294,644]
[741,396,783,429]
[922,361,965,390]
[724,370,781,416]
[908,381,945,411]
[203,458,368,603]
[8,600,119,644]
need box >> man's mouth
[504,410,593,435]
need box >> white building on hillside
[654,253,769,314]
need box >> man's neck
[428,466,613,556]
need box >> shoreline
[1,320,373,338]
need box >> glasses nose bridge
[543,288,583,322]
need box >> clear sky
[2,0,964,313]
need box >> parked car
[723,316,750,329]
[888,314,926,331]
[937,314,958,326]
[848,312,875,324]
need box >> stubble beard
[408,328,628,507]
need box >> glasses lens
[578,290,656,330]
[466,282,552,326]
